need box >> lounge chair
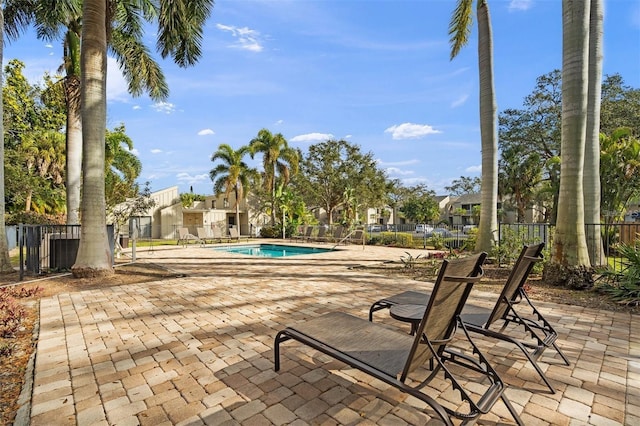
[211,226,229,243]
[369,243,569,394]
[176,227,202,246]
[196,227,213,245]
[292,226,313,243]
[228,227,248,242]
[348,228,366,246]
[275,253,524,425]
[327,225,344,244]
[310,225,327,243]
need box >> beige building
[133,186,268,239]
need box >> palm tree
[551,0,591,272]
[210,144,257,233]
[249,128,300,224]
[72,0,213,278]
[583,0,604,265]
[449,0,498,253]
[0,2,36,272]
[104,124,142,208]
[34,0,169,224]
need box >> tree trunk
[72,0,114,278]
[65,75,82,224]
[551,0,591,273]
[476,0,498,253]
[583,0,605,266]
[0,9,16,273]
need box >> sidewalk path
[28,243,639,425]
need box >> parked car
[462,225,477,234]
[368,224,382,232]
[415,224,434,234]
[427,227,452,238]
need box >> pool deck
[24,241,640,425]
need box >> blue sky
[7,0,640,196]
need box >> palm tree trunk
[65,75,82,224]
[552,0,591,268]
[476,0,498,253]
[72,0,114,277]
[0,9,16,273]
[235,186,241,234]
[584,0,605,266]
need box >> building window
[223,198,229,208]
[211,200,216,209]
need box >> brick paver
[26,242,638,425]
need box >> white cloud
[152,101,176,114]
[198,128,215,136]
[133,105,142,110]
[176,172,210,184]
[106,57,130,102]
[377,159,419,166]
[151,149,163,154]
[508,0,533,12]
[384,123,442,140]
[216,24,264,52]
[275,120,284,125]
[45,43,53,49]
[344,134,352,139]
[385,167,414,176]
[451,94,469,108]
[465,165,482,173]
[290,132,334,143]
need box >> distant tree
[249,129,299,224]
[104,124,142,209]
[499,70,562,224]
[399,185,440,224]
[210,144,257,231]
[600,74,640,136]
[385,178,409,227]
[1,2,37,272]
[499,146,542,222]
[445,176,481,195]
[294,140,387,225]
[600,128,640,224]
[108,182,156,251]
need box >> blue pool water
[213,244,333,258]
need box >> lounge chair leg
[500,393,525,426]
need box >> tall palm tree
[34,0,169,225]
[73,0,214,278]
[249,128,300,224]
[551,0,591,271]
[0,2,36,272]
[449,0,498,253]
[583,0,604,265]
[210,144,256,233]
[104,124,142,207]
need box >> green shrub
[598,241,640,306]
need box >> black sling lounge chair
[369,243,570,394]
[274,253,524,425]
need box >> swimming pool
[212,244,334,258]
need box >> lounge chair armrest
[444,268,484,283]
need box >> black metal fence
[498,222,640,269]
[18,224,114,279]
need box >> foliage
[399,185,439,224]
[600,128,640,224]
[105,124,143,208]
[445,176,481,195]
[429,233,446,250]
[400,252,422,269]
[499,146,542,222]
[108,183,156,244]
[0,342,16,358]
[598,241,640,306]
[249,129,300,224]
[293,140,387,225]
[499,71,639,225]
[5,211,66,225]
[491,226,547,267]
[0,293,26,338]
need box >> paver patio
[21,242,640,425]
